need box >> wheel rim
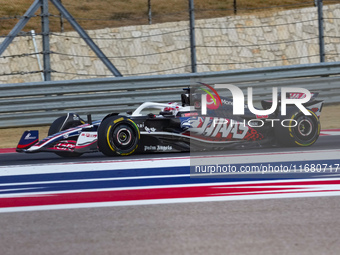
[293,115,318,142]
[116,128,132,146]
[110,123,137,152]
[297,119,312,137]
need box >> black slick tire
[275,108,320,147]
[97,116,140,156]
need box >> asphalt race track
[0,135,340,255]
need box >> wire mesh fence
[0,0,339,83]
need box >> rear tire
[275,108,320,147]
[48,114,85,157]
[98,116,140,156]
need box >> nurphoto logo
[201,84,312,116]
[199,84,312,128]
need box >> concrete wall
[0,4,339,84]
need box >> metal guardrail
[1,62,340,128]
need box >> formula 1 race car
[16,85,323,157]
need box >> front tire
[98,116,140,156]
[275,108,320,147]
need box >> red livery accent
[53,141,76,151]
[16,139,38,149]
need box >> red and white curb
[319,129,340,136]
[0,148,16,154]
